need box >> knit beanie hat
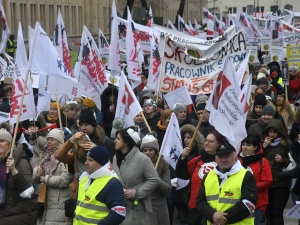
[86,146,109,166]
[254,94,267,107]
[276,90,285,98]
[196,103,206,111]
[141,70,149,79]
[173,103,187,115]
[111,118,125,138]
[261,105,275,116]
[0,128,12,143]
[79,108,97,127]
[83,98,96,109]
[257,72,266,80]
[127,128,141,144]
[50,102,62,110]
[47,128,64,144]
[140,134,159,152]
[257,77,268,85]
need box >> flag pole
[55,95,68,173]
[188,108,207,149]
[7,70,31,173]
[141,111,152,133]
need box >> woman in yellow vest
[196,143,257,225]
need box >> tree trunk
[175,0,186,28]
[123,0,135,19]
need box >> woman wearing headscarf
[176,130,226,225]
[113,127,160,225]
[33,129,73,225]
[141,134,172,225]
[0,126,37,224]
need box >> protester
[262,119,292,225]
[238,134,272,225]
[143,99,161,130]
[196,143,257,225]
[247,93,267,119]
[289,66,300,103]
[33,128,73,224]
[42,101,62,126]
[62,101,78,129]
[134,112,149,138]
[176,130,226,225]
[7,34,16,58]
[0,127,37,224]
[153,108,172,147]
[275,90,295,134]
[73,146,126,225]
[113,127,160,225]
[82,97,103,126]
[141,134,171,225]
[173,103,194,127]
[195,103,215,138]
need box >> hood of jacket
[180,124,205,150]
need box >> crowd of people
[1,52,300,225]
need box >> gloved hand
[171,178,178,187]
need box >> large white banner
[159,30,247,95]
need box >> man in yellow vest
[7,34,16,58]
[196,143,257,225]
[73,146,126,225]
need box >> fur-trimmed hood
[180,124,205,151]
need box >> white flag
[147,33,161,91]
[28,22,86,100]
[164,86,193,109]
[0,2,10,53]
[160,113,183,169]
[167,20,177,30]
[146,6,153,28]
[239,75,252,120]
[53,9,73,77]
[75,26,108,109]
[98,28,109,66]
[206,55,246,151]
[108,0,121,73]
[8,23,35,124]
[126,7,142,90]
[115,72,142,127]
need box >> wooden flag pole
[7,70,31,173]
[55,95,68,173]
[188,108,207,149]
[141,111,152,133]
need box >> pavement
[172,196,299,225]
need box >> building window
[242,7,246,13]
[228,7,237,14]
[72,6,76,34]
[49,5,54,31]
[260,7,264,12]
[40,4,45,28]
[78,6,83,32]
[30,4,36,27]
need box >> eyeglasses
[205,139,217,144]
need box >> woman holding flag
[176,129,227,225]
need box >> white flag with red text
[206,55,246,150]
[53,9,73,77]
[0,2,10,53]
[108,0,121,73]
[115,72,142,127]
[8,23,35,124]
[28,22,86,100]
[75,26,108,109]
[126,7,142,90]
[148,33,161,91]
[239,75,252,120]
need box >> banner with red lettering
[159,30,247,95]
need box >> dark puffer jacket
[262,119,292,188]
[0,144,37,225]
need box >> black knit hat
[87,146,109,166]
[196,103,206,111]
[261,105,275,116]
[79,108,97,127]
[276,90,285,98]
[254,94,267,107]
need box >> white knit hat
[47,128,64,144]
[0,128,12,143]
[140,134,159,152]
[257,72,267,80]
[127,128,141,144]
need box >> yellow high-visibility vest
[205,169,254,225]
[73,176,113,225]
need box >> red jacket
[238,146,273,211]
[187,156,217,208]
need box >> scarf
[0,160,7,207]
[214,160,244,188]
[80,163,116,191]
[41,149,59,177]
[115,151,130,169]
[157,121,167,130]
[200,150,216,163]
[46,113,58,123]
[239,153,263,168]
[270,137,283,146]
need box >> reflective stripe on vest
[7,39,14,53]
[73,175,114,225]
[205,169,254,225]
